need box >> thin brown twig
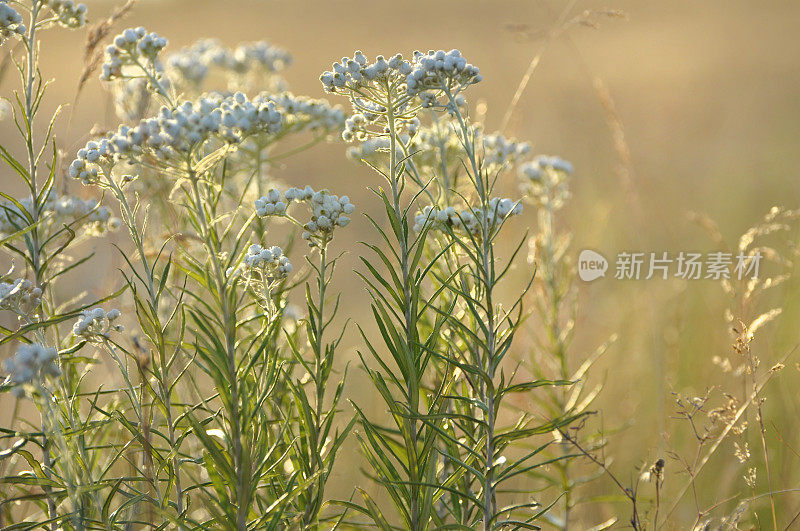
[61,0,136,192]
[751,357,778,530]
[591,76,644,223]
[77,0,137,96]
[501,6,627,132]
[500,0,578,132]
[559,427,641,530]
[659,343,798,526]
[771,420,800,460]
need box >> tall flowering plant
[1,3,351,525]
[322,49,580,529]
[1,3,587,527]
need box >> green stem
[386,88,421,530]
[23,2,42,285]
[536,188,573,528]
[20,4,58,526]
[302,244,329,528]
[106,176,185,517]
[447,88,498,530]
[188,171,248,530]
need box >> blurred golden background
[4,0,800,526]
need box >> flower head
[256,186,355,247]
[231,41,292,75]
[321,51,418,129]
[414,198,522,238]
[254,188,287,216]
[0,1,25,44]
[268,92,346,136]
[166,39,291,93]
[242,244,293,278]
[0,278,42,313]
[0,193,119,237]
[167,39,218,86]
[321,51,412,95]
[231,244,293,307]
[346,137,405,161]
[406,49,482,107]
[69,92,283,182]
[482,133,530,171]
[43,0,87,29]
[73,307,123,342]
[101,27,168,82]
[519,155,573,209]
[4,343,60,397]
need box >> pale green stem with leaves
[384,84,423,530]
[18,3,58,525]
[187,166,248,530]
[301,243,329,527]
[537,196,573,528]
[104,174,185,517]
[446,87,499,530]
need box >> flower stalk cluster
[3,343,60,397]
[0,13,624,529]
[413,197,522,237]
[519,155,574,209]
[72,307,123,342]
[256,186,354,247]
[69,92,283,182]
[0,277,42,313]
[0,1,25,43]
[101,27,168,81]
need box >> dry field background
[3,0,800,527]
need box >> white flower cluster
[342,113,369,142]
[101,27,168,81]
[414,198,522,237]
[0,278,42,313]
[406,122,526,176]
[73,307,123,342]
[53,196,121,235]
[256,186,354,246]
[320,51,412,94]
[166,39,291,91]
[254,189,287,216]
[70,92,284,183]
[347,120,524,181]
[243,244,293,276]
[4,343,60,397]
[0,194,120,237]
[43,0,87,29]
[482,133,531,170]
[0,1,25,44]
[322,51,471,138]
[0,195,39,235]
[231,245,292,307]
[346,137,405,161]
[232,41,292,74]
[343,112,418,143]
[519,155,573,209]
[166,38,225,86]
[268,92,345,136]
[406,50,482,107]
[232,244,293,291]
[521,155,574,178]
